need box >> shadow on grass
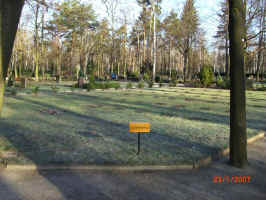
[0,94,229,166]
[37,92,265,131]
[0,91,266,199]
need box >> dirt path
[0,137,265,200]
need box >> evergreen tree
[179,0,199,82]
[215,0,230,77]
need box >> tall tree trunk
[229,0,247,168]
[183,50,188,83]
[143,30,145,63]
[34,3,40,81]
[0,0,24,115]
[14,52,18,79]
[187,49,192,81]
[225,30,230,78]
[169,40,172,79]
[256,0,265,81]
[152,2,156,82]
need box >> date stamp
[213,176,251,184]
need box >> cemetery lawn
[0,83,265,166]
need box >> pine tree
[215,0,230,77]
[179,0,199,82]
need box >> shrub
[143,73,150,81]
[92,82,105,89]
[160,75,170,83]
[246,79,255,90]
[126,82,133,89]
[137,81,145,89]
[216,74,223,87]
[199,65,214,87]
[127,72,139,81]
[256,87,266,91]
[87,82,95,91]
[155,75,161,83]
[107,82,120,90]
[32,86,40,95]
[217,78,230,89]
[7,78,13,87]
[193,81,203,88]
[159,80,163,87]
[89,74,95,83]
[113,82,120,90]
[103,81,111,89]
[147,80,153,88]
[169,79,177,87]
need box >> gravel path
[0,137,265,200]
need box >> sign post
[129,122,150,155]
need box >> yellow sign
[129,122,150,133]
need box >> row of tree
[215,0,265,80]
[9,0,264,83]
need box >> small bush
[127,72,139,81]
[246,79,255,90]
[193,81,203,88]
[143,73,150,81]
[147,80,153,88]
[89,74,95,83]
[87,82,95,91]
[169,79,177,87]
[216,75,223,87]
[155,75,161,83]
[112,82,120,90]
[107,82,120,90]
[199,65,214,87]
[159,80,163,87]
[103,81,111,89]
[256,87,266,91]
[160,76,170,83]
[92,82,104,89]
[7,78,13,87]
[137,81,145,89]
[32,86,40,95]
[126,82,133,89]
[217,78,230,89]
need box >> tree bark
[229,0,248,168]
[225,30,230,78]
[0,0,24,115]
[256,0,265,81]
[34,3,40,81]
[183,49,188,82]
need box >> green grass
[0,83,265,165]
